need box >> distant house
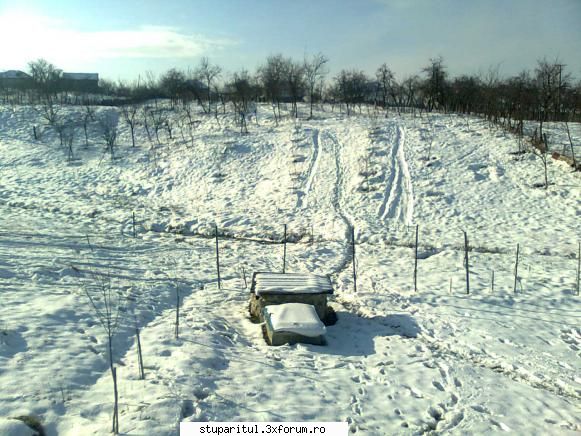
[61,72,99,93]
[0,70,32,89]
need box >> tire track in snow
[378,124,414,225]
[378,124,401,221]
[320,130,355,278]
[296,128,321,209]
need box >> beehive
[249,272,333,322]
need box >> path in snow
[319,130,356,280]
[295,128,321,209]
[377,124,414,225]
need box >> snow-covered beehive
[263,303,327,346]
[249,272,333,322]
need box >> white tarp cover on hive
[264,303,327,337]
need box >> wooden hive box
[249,272,334,322]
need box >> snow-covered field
[0,102,579,435]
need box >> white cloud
[0,11,236,69]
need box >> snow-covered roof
[264,303,327,337]
[62,72,98,81]
[253,272,333,296]
[0,70,31,79]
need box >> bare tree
[258,54,286,124]
[28,58,62,102]
[121,104,139,148]
[226,70,256,133]
[402,75,422,115]
[159,69,187,108]
[284,59,305,119]
[196,57,222,114]
[535,58,571,138]
[99,111,119,160]
[144,71,159,108]
[334,70,370,115]
[376,63,395,116]
[422,56,448,112]
[37,99,60,126]
[532,133,550,189]
[536,59,556,139]
[480,65,502,125]
[304,53,328,118]
[564,121,577,168]
[149,109,168,144]
[75,265,126,434]
[62,122,75,161]
[182,103,200,147]
[82,104,96,147]
[141,106,153,142]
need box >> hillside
[0,103,579,435]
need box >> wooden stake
[514,243,520,294]
[241,266,248,289]
[491,270,495,292]
[282,224,287,274]
[86,234,94,252]
[577,242,581,295]
[174,280,180,339]
[414,224,419,292]
[351,226,357,293]
[215,224,221,289]
[449,278,452,294]
[564,121,577,168]
[132,212,136,238]
[112,367,119,434]
[136,327,144,380]
[463,231,470,294]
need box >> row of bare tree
[2,56,580,131]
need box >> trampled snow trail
[297,128,321,209]
[319,130,355,277]
[378,124,414,225]
[327,131,352,231]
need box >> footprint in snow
[471,404,490,414]
[427,405,444,422]
[447,393,459,407]
[491,419,511,432]
[410,387,423,398]
[432,380,445,392]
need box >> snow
[0,101,579,435]
[265,303,327,337]
[253,272,333,295]
[0,418,37,436]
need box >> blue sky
[1,0,579,83]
